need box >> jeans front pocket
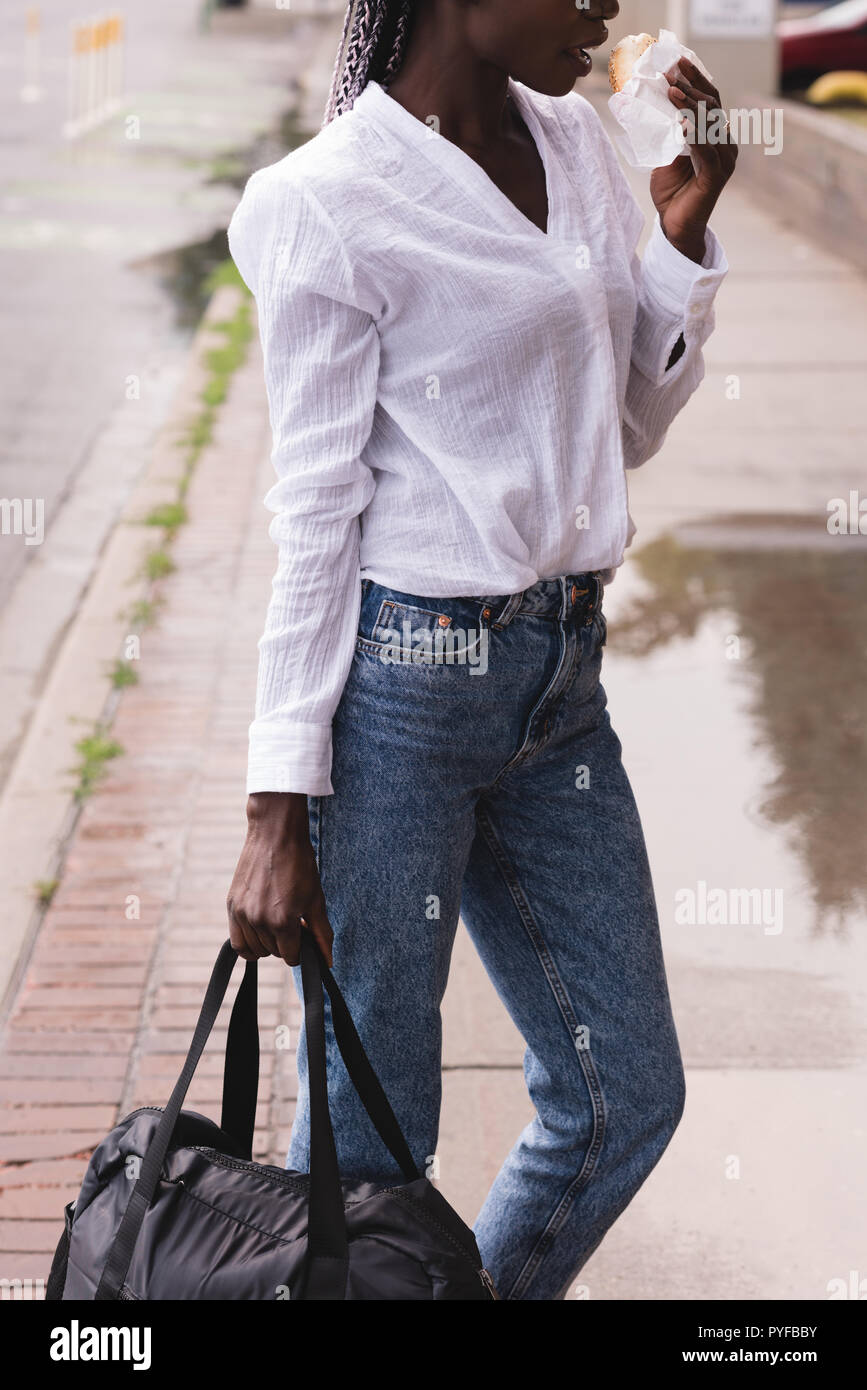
[371,599,455,653]
[356,583,490,673]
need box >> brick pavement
[0,291,301,1292]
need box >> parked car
[779,0,867,88]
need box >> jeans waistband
[475,573,604,628]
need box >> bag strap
[299,930,348,1297]
[220,950,258,1157]
[318,953,419,1183]
[298,931,422,1299]
[96,940,246,1300]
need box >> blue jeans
[287,572,685,1300]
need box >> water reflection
[612,516,867,935]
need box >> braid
[322,0,415,127]
[381,0,414,82]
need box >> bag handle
[96,936,419,1301]
[299,931,421,1298]
[313,941,419,1184]
[220,947,259,1157]
[96,940,244,1299]
[299,931,347,1296]
[219,936,419,1187]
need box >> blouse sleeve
[227,167,381,796]
[622,212,729,471]
[563,92,729,472]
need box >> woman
[226,0,736,1300]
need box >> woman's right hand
[226,792,334,968]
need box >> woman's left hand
[650,56,738,264]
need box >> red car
[779,0,867,88]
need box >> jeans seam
[307,794,321,870]
[474,806,608,1300]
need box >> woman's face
[467,0,621,96]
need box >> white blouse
[227,76,729,796]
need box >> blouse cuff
[246,718,334,797]
[633,214,729,385]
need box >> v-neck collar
[354,78,566,244]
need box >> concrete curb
[734,90,867,277]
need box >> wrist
[246,791,309,836]
[664,223,707,265]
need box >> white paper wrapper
[608,29,715,170]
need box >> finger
[666,63,720,105]
[227,903,266,960]
[673,75,724,121]
[666,61,704,96]
[667,84,711,129]
[249,918,280,958]
[271,918,302,968]
[682,108,736,163]
[228,911,256,962]
[668,85,700,117]
[675,56,722,107]
[301,903,334,970]
[669,94,713,158]
[239,907,278,959]
[670,93,726,169]
[681,58,722,109]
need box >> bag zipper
[188,1147,309,1193]
[190,1155,499,1298]
[138,1136,499,1300]
[381,1186,499,1298]
[117,1113,307,1192]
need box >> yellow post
[22,5,43,102]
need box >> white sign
[689,0,775,37]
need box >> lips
[565,27,609,60]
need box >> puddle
[135,101,314,329]
[606,513,866,941]
[136,225,236,330]
[205,102,313,191]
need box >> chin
[547,76,583,97]
[514,57,590,98]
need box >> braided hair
[322,0,416,126]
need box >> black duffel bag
[46,932,498,1300]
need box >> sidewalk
[1,61,865,1299]
[0,293,299,1289]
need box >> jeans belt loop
[490,592,523,630]
[558,577,571,623]
[583,572,603,626]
